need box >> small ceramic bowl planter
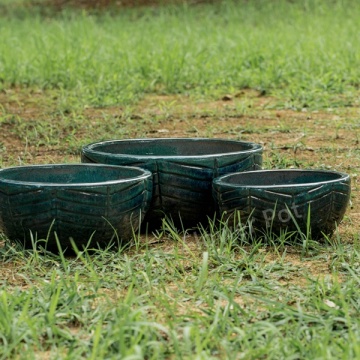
[213,169,351,239]
[81,138,263,229]
[0,164,152,249]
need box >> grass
[1,223,360,359]
[0,0,360,358]
[1,0,360,108]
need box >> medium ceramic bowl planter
[81,138,263,229]
[213,169,351,239]
[0,164,152,249]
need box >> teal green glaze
[81,138,263,229]
[213,169,351,239]
[0,164,152,249]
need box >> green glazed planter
[0,164,152,249]
[213,169,351,239]
[81,138,263,229]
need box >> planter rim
[82,138,263,160]
[213,169,350,189]
[0,163,151,188]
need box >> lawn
[0,0,359,359]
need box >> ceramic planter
[213,169,351,239]
[81,138,263,229]
[0,164,152,249]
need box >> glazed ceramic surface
[0,164,152,249]
[81,138,263,228]
[213,169,351,238]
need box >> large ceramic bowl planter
[213,169,351,239]
[81,138,263,229]
[0,164,152,249]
